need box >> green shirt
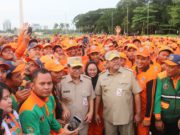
[19,91,61,135]
[154,76,180,123]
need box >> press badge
[83,97,88,106]
[116,88,123,96]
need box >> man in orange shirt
[155,46,173,72]
[27,39,42,59]
[133,47,159,135]
[42,43,53,55]
[64,40,79,57]
[53,45,67,66]
[87,45,105,72]
[125,44,138,68]
[4,61,30,110]
[0,44,14,61]
[0,59,9,83]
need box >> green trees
[73,8,115,33]
[52,23,70,34]
[168,0,180,28]
[132,4,158,34]
[73,0,180,34]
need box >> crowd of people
[0,24,179,135]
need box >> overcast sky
[0,0,120,30]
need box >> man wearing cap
[0,59,21,117]
[95,50,141,135]
[44,59,68,121]
[0,59,10,83]
[27,39,42,59]
[155,46,173,72]
[125,44,138,68]
[44,59,65,85]
[4,61,30,111]
[64,40,79,57]
[42,43,53,55]
[24,57,43,82]
[53,45,67,66]
[132,47,160,135]
[154,54,180,135]
[87,45,105,72]
[60,56,95,135]
[0,44,15,61]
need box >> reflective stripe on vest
[161,95,180,99]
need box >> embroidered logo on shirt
[27,126,34,133]
[163,83,168,90]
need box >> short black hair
[53,45,62,52]
[0,82,11,100]
[85,61,100,76]
[29,39,38,45]
[112,41,118,48]
[32,68,51,82]
[133,39,141,44]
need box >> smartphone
[67,116,81,131]
[18,86,25,91]
[27,27,32,35]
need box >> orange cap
[40,55,54,64]
[136,47,150,57]
[119,52,128,60]
[88,45,100,54]
[0,44,13,53]
[127,43,138,50]
[44,59,64,72]
[63,40,78,50]
[159,46,173,53]
[13,63,25,73]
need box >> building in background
[32,24,41,30]
[43,25,48,30]
[3,20,11,31]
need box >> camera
[67,116,81,131]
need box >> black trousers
[150,116,179,135]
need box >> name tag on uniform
[116,88,123,96]
[63,90,70,93]
[83,97,88,106]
